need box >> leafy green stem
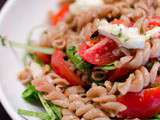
[18,109,51,120]
[38,93,56,120]
[0,35,54,55]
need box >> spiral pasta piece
[40,22,68,49]
[119,40,160,69]
[18,67,33,84]
[32,78,69,108]
[150,38,160,58]
[86,84,116,103]
[44,72,70,92]
[118,62,160,95]
[100,102,127,117]
[64,86,85,96]
[62,109,79,120]
[68,94,111,120]
[86,84,126,117]
[61,89,111,120]
[125,42,151,69]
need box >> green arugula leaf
[100,61,118,71]
[67,46,92,71]
[22,84,39,103]
[38,93,56,120]
[49,103,62,120]
[18,109,51,120]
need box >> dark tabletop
[0,1,13,120]
[0,102,12,120]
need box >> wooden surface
[0,1,13,120]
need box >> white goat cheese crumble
[97,20,145,49]
[70,0,104,15]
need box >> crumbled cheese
[30,62,43,78]
[145,27,160,40]
[97,20,145,49]
[70,0,104,15]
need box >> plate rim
[0,0,24,120]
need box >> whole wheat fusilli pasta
[18,67,33,84]
[32,78,70,108]
[118,62,160,95]
[86,84,127,117]
[68,94,111,120]
[40,22,68,49]
[119,40,160,69]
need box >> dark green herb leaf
[66,46,92,71]
[22,84,39,103]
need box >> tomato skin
[50,4,69,25]
[79,37,120,66]
[117,87,160,118]
[149,21,160,26]
[35,52,51,64]
[146,16,160,29]
[108,67,131,81]
[51,49,84,86]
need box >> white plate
[0,0,57,120]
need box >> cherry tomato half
[147,16,160,29]
[79,36,120,66]
[108,67,131,81]
[51,49,84,86]
[34,52,51,64]
[117,87,160,118]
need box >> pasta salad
[1,0,160,120]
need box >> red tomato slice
[34,52,51,64]
[50,4,69,25]
[146,16,160,29]
[117,87,160,118]
[79,36,120,66]
[51,49,84,86]
[149,21,160,26]
[108,67,131,81]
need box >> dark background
[0,1,13,120]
